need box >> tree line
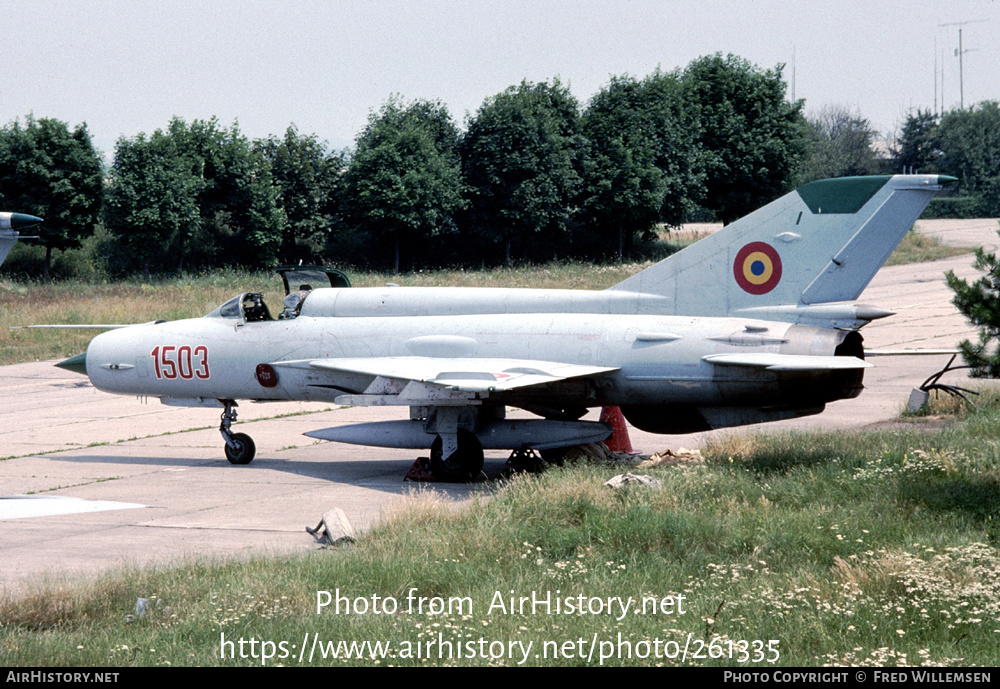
[1,53,997,279]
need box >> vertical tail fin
[608,175,956,316]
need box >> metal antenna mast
[939,19,988,109]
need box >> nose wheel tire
[225,432,256,465]
[430,429,484,482]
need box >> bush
[921,196,984,219]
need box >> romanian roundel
[733,241,782,295]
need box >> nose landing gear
[220,401,256,465]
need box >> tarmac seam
[136,524,310,533]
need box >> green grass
[3,401,999,666]
[883,230,971,266]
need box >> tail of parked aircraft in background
[0,212,43,267]
[609,175,957,317]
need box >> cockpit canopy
[205,265,351,322]
[275,265,351,293]
[205,292,273,321]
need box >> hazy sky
[2,0,997,159]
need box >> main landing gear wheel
[430,429,484,482]
[224,432,256,465]
[220,401,256,465]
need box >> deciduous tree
[105,118,285,273]
[893,109,941,174]
[0,115,103,279]
[581,71,697,260]
[169,118,285,269]
[104,130,204,276]
[681,54,807,224]
[461,80,583,263]
[796,105,883,183]
[936,102,1000,213]
[343,98,464,272]
[255,126,345,263]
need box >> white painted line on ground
[0,494,148,520]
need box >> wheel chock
[404,456,436,482]
[600,406,635,454]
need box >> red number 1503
[151,345,210,380]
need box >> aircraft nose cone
[0,213,43,230]
[56,352,88,375]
